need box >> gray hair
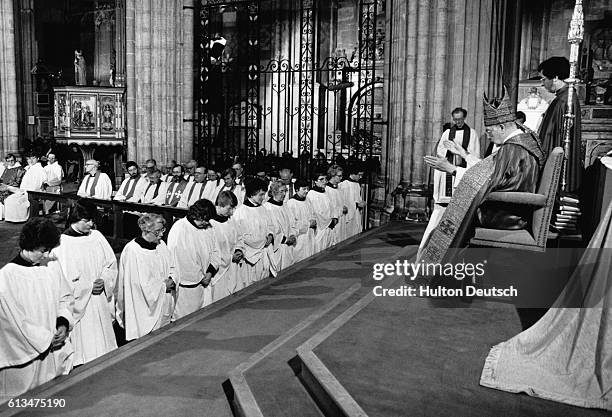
[137,213,166,232]
[268,179,286,198]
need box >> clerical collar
[268,198,283,206]
[10,253,35,267]
[244,198,260,207]
[187,216,206,229]
[326,183,337,189]
[135,236,158,250]
[292,194,306,201]
[213,213,229,223]
[454,124,467,131]
[172,176,183,183]
[64,225,89,237]
[311,185,325,193]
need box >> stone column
[0,0,19,155]
[182,0,195,163]
[383,0,518,216]
[126,0,136,161]
[126,0,188,167]
[115,0,126,87]
[94,4,114,86]
[16,0,36,144]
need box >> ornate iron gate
[197,0,386,169]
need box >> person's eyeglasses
[148,227,166,236]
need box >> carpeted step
[295,277,610,417]
[227,284,370,417]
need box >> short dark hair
[145,159,157,166]
[222,168,237,179]
[172,165,184,174]
[216,190,238,207]
[538,56,570,80]
[19,218,61,251]
[244,176,268,197]
[27,152,40,159]
[126,161,139,170]
[187,199,216,222]
[5,153,15,160]
[516,111,526,123]
[312,171,327,181]
[294,178,310,189]
[451,107,467,118]
[68,199,98,225]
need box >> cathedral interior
[1,0,612,416]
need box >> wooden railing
[28,191,187,245]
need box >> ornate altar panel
[53,86,125,146]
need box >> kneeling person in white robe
[116,213,178,341]
[52,200,118,366]
[233,177,275,286]
[338,166,365,238]
[210,191,244,301]
[0,218,74,402]
[286,179,317,262]
[307,171,337,253]
[264,180,297,275]
[168,199,220,320]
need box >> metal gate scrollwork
[197,0,386,166]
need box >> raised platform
[294,277,609,417]
[0,222,422,417]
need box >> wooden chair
[469,147,564,252]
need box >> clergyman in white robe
[0,257,74,402]
[116,238,178,340]
[210,213,244,301]
[307,186,335,253]
[286,193,316,263]
[233,198,273,286]
[325,184,346,245]
[77,171,113,200]
[4,161,47,222]
[419,124,481,255]
[168,217,220,319]
[263,198,297,275]
[52,228,118,366]
[338,177,364,239]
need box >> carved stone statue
[74,50,87,86]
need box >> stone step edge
[226,283,362,417]
[294,245,417,417]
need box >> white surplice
[116,239,178,340]
[141,181,168,205]
[4,162,47,222]
[177,182,208,208]
[51,229,118,366]
[263,200,297,276]
[307,188,335,253]
[325,185,346,244]
[210,216,244,300]
[77,172,113,200]
[286,196,316,263]
[232,201,273,285]
[114,176,148,203]
[167,218,220,319]
[338,180,364,239]
[202,180,224,203]
[0,260,74,402]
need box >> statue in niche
[74,50,87,86]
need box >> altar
[53,86,125,185]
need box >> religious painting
[71,95,96,131]
[100,95,116,133]
[56,93,70,131]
